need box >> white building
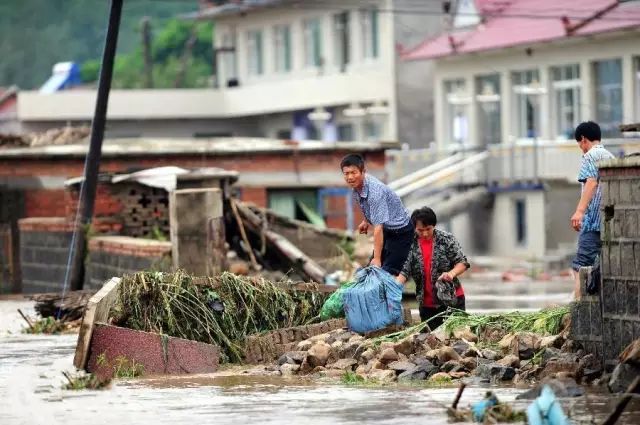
[395,0,640,260]
[10,0,441,148]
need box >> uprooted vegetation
[110,270,329,363]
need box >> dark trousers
[369,224,413,276]
[419,296,466,331]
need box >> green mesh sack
[320,282,354,320]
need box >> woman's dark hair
[411,207,437,226]
[574,121,601,142]
[340,153,365,171]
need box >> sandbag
[343,266,404,334]
[319,282,354,320]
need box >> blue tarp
[343,266,404,334]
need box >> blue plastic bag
[343,266,404,334]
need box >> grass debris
[111,270,328,363]
[22,316,67,334]
[62,371,111,390]
[442,306,570,337]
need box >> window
[594,59,623,137]
[360,8,379,59]
[444,79,470,145]
[303,18,323,68]
[551,64,581,139]
[512,69,543,139]
[634,57,640,122]
[365,120,383,141]
[515,199,527,245]
[273,25,292,73]
[247,29,264,76]
[338,123,354,141]
[276,129,291,140]
[220,32,238,86]
[333,12,350,72]
[475,74,501,146]
[268,189,320,224]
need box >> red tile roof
[403,0,640,60]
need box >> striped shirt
[353,174,410,230]
[578,144,614,233]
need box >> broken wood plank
[230,198,259,270]
[235,202,327,283]
[73,277,121,370]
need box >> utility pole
[141,16,153,88]
[65,0,123,292]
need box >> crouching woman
[396,207,470,330]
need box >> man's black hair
[574,121,601,142]
[411,207,437,226]
[340,153,365,171]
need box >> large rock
[608,362,640,393]
[379,348,399,363]
[481,349,500,361]
[328,358,358,371]
[498,333,516,351]
[359,349,376,363]
[453,327,478,343]
[540,358,581,380]
[369,369,397,383]
[429,372,452,383]
[541,347,562,365]
[451,341,470,356]
[280,363,301,376]
[387,361,416,373]
[307,343,331,368]
[355,363,371,376]
[460,357,478,371]
[510,333,541,360]
[540,335,564,350]
[497,354,521,368]
[297,340,313,351]
[619,339,640,366]
[437,347,462,363]
[475,363,516,381]
[398,363,438,381]
[394,338,414,356]
[441,360,465,373]
[578,354,602,382]
[278,351,307,365]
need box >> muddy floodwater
[2,279,639,424]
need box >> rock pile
[272,320,592,387]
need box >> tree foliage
[0,0,202,89]
[81,18,214,89]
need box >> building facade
[10,1,439,149]
[398,0,640,259]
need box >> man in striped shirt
[341,154,413,275]
[570,121,614,299]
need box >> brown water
[1,280,639,425]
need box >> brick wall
[24,189,68,217]
[571,157,640,368]
[244,319,346,364]
[84,236,172,290]
[19,218,76,293]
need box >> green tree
[81,18,213,89]
[0,0,199,89]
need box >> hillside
[0,0,200,89]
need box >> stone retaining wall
[244,319,347,364]
[571,157,640,368]
[84,236,172,290]
[19,218,76,293]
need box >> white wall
[488,190,546,259]
[432,32,640,147]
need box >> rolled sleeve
[578,158,598,183]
